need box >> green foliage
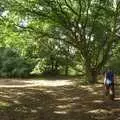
[0,0,120,82]
[106,43,120,74]
[0,47,34,78]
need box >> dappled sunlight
[56,102,77,110]
[87,109,111,114]
[87,109,112,120]
[80,84,103,91]
[0,94,12,99]
[16,92,25,95]
[0,101,10,107]
[56,104,71,109]
[92,100,104,103]
[23,80,73,87]
[0,79,73,88]
[31,109,38,113]
[13,100,21,105]
[78,84,104,96]
[14,106,29,113]
[95,84,103,88]
[80,85,96,93]
[92,91,98,95]
[45,90,54,93]
[57,97,80,102]
[0,79,119,120]
[115,97,120,101]
[54,110,68,114]
[37,106,43,110]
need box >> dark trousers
[105,83,115,100]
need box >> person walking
[104,68,115,100]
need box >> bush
[0,47,34,78]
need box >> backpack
[105,71,114,85]
[105,79,112,85]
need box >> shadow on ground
[0,78,120,120]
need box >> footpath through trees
[0,78,119,120]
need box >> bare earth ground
[0,78,120,120]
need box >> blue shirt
[106,71,114,82]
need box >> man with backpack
[104,68,115,100]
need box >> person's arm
[104,72,106,84]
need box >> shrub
[0,47,34,78]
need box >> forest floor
[0,77,120,120]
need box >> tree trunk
[55,61,58,71]
[86,68,98,84]
[50,56,54,72]
[65,44,69,76]
[51,61,54,71]
[65,64,68,76]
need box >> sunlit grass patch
[0,101,10,108]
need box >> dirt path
[0,78,119,120]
